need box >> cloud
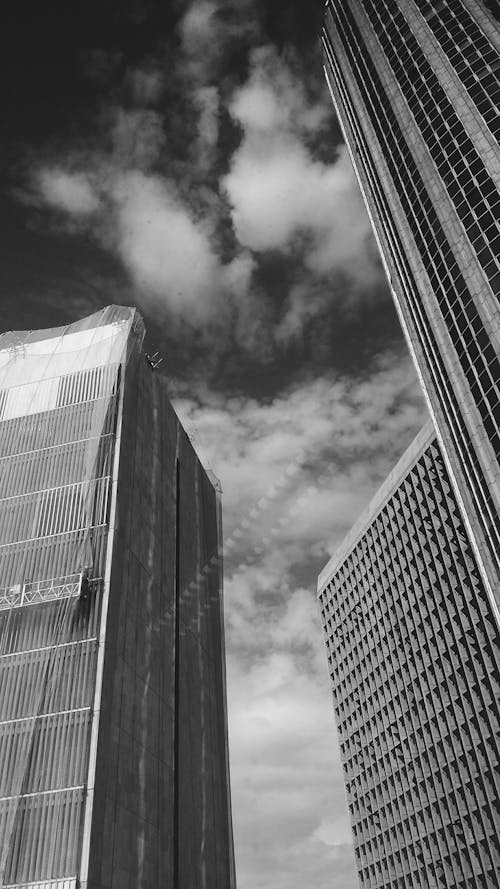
[178,0,259,85]
[194,86,220,166]
[110,171,223,313]
[23,32,384,348]
[171,352,426,888]
[223,46,379,287]
[175,352,425,548]
[35,168,100,215]
[179,0,217,48]
[228,45,327,136]
[109,107,166,169]
[126,65,163,105]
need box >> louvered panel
[0,478,112,548]
[0,640,98,722]
[0,709,91,797]
[56,364,118,410]
[0,588,100,652]
[0,529,108,592]
[0,437,114,505]
[1,788,85,884]
[0,396,118,460]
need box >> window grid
[413,0,500,142]
[399,470,496,879]
[320,440,500,888]
[362,0,500,288]
[357,0,500,445]
[367,513,458,887]
[323,13,500,581]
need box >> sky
[1,2,428,886]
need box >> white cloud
[222,250,257,299]
[111,171,221,314]
[229,46,327,136]
[173,353,427,889]
[176,353,425,546]
[313,816,352,847]
[223,47,379,288]
[26,38,383,340]
[178,0,258,84]
[194,85,220,166]
[36,168,99,215]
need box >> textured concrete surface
[84,338,235,889]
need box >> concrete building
[0,306,235,889]
[320,5,500,885]
[322,0,500,608]
[318,422,500,888]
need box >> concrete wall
[84,344,235,889]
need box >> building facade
[322,0,500,613]
[0,307,235,889]
[318,422,500,888]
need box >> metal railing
[0,574,84,611]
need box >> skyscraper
[319,4,500,886]
[318,422,500,888]
[0,307,235,889]
[322,0,500,610]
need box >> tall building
[318,422,500,888]
[319,4,500,887]
[0,307,235,889]
[322,0,500,611]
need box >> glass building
[0,307,235,889]
[322,0,500,608]
[318,422,500,888]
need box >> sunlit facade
[0,307,235,889]
[318,423,500,888]
[322,0,500,607]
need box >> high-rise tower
[318,423,500,888]
[322,0,500,612]
[319,4,500,887]
[0,307,235,889]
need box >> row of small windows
[413,0,500,141]
[360,0,500,453]
[366,0,500,293]
[351,777,499,877]
[352,784,498,869]
[340,690,498,781]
